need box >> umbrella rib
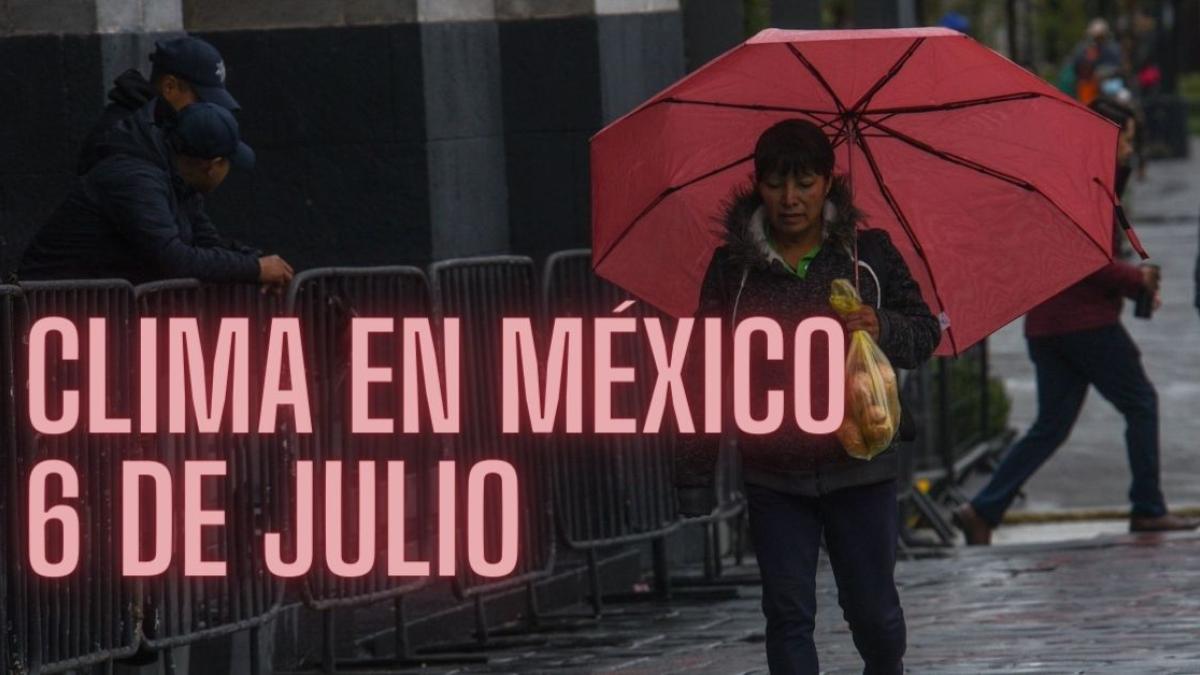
[593,153,755,271]
[859,116,1112,259]
[853,131,960,355]
[784,43,847,114]
[656,97,840,119]
[858,116,1035,190]
[864,91,1043,115]
[849,38,925,113]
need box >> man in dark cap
[68,35,267,278]
[78,36,239,174]
[20,101,292,286]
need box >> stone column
[183,0,510,267]
[497,0,685,262]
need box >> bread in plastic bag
[829,278,902,460]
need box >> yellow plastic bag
[829,279,902,460]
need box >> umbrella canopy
[591,28,1141,356]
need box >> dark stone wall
[499,11,685,264]
[597,11,686,123]
[0,34,102,278]
[0,9,686,279]
[682,0,745,71]
[499,16,602,263]
[0,29,182,279]
[770,0,823,28]
[196,24,435,269]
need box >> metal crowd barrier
[428,256,557,644]
[133,280,286,665]
[540,250,683,610]
[911,343,998,483]
[1,285,21,674]
[0,264,1012,672]
[285,267,437,671]
[900,340,1010,546]
[13,281,142,673]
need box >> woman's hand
[844,307,880,341]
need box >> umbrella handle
[1093,176,1149,260]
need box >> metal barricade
[133,280,285,660]
[540,250,681,610]
[1,286,22,674]
[14,281,141,673]
[915,342,999,483]
[285,267,437,670]
[897,365,955,548]
[901,340,1010,547]
[428,256,556,642]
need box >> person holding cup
[955,98,1197,545]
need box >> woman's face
[757,171,831,240]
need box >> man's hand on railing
[258,255,294,293]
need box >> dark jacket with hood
[675,177,941,506]
[77,69,157,176]
[19,98,261,285]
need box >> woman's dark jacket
[675,177,941,503]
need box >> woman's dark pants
[970,324,1166,526]
[746,479,905,675]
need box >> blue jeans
[972,323,1166,526]
[746,480,905,675]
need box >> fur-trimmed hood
[718,175,863,270]
[674,174,942,498]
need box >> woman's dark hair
[753,119,835,180]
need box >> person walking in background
[1071,18,1125,105]
[955,99,1199,546]
[675,120,940,674]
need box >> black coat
[675,177,941,503]
[19,99,261,285]
[77,69,156,176]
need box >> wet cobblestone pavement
[390,533,1200,674]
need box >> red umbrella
[590,28,1144,356]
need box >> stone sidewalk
[377,533,1200,674]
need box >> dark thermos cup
[1135,264,1160,319]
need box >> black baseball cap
[149,37,240,111]
[172,102,255,169]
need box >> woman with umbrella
[592,27,1154,674]
[675,118,940,674]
